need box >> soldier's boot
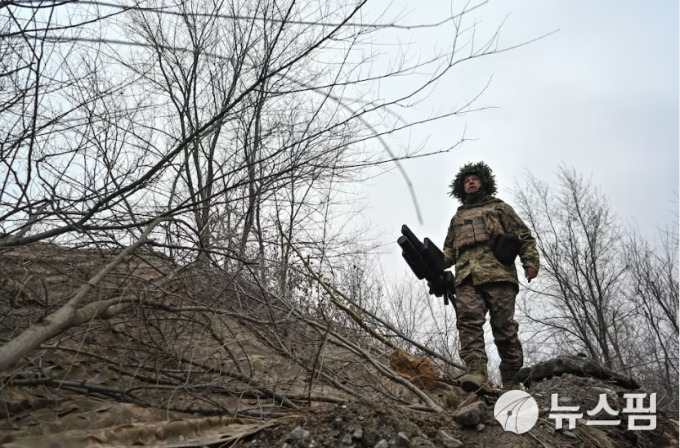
[460,357,489,393]
[500,367,522,391]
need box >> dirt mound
[0,244,677,447]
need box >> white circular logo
[494,390,539,434]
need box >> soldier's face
[464,175,481,193]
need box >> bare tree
[623,227,679,405]
[514,166,678,409]
[514,167,630,369]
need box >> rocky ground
[230,373,678,448]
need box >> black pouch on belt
[492,232,522,264]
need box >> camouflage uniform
[443,196,539,373]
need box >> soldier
[443,162,539,392]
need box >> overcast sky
[353,1,678,276]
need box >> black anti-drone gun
[397,225,455,305]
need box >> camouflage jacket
[443,197,539,287]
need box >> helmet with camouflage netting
[449,161,497,201]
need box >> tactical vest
[452,202,504,252]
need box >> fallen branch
[6,377,149,407]
[0,218,167,373]
[287,241,399,351]
[172,354,299,409]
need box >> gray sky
[354,1,678,276]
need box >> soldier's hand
[525,267,538,283]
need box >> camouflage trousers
[453,279,523,371]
